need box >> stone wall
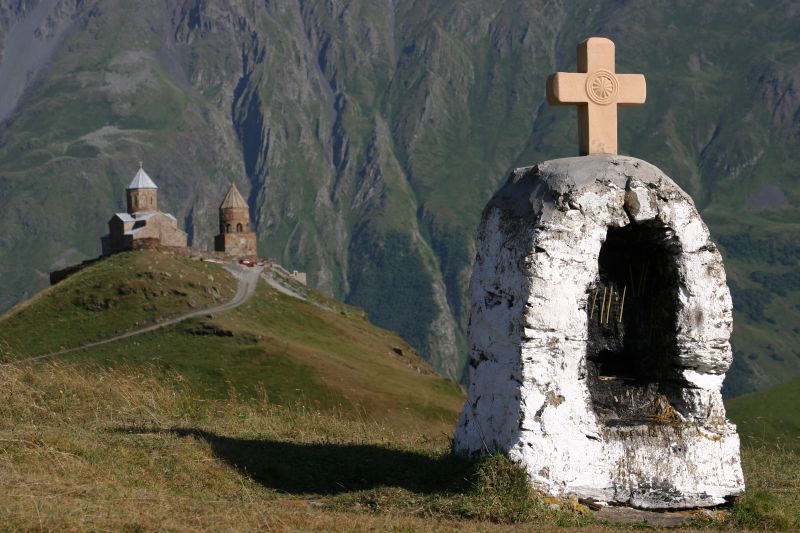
[214,232,257,258]
[219,206,250,234]
[144,214,188,248]
[103,212,187,255]
[131,238,162,251]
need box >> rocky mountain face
[0,0,798,393]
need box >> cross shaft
[547,37,646,155]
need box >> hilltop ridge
[0,249,464,432]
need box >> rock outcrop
[455,155,744,509]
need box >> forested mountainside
[0,0,798,395]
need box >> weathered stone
[454,155,744,509]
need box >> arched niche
[586,220,684,424]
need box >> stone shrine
[454,38,744,509]
[101,166,188,255]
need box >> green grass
[726,377,800,452]
[720,379,800,529]
[63,280,464,431]
[731,446,800,530]
[0,250,464,433]
[0,251,236,358]
[0,250,797,529]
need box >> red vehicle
[239,258,257,267]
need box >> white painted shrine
[454,38,744,509]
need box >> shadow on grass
[115,427,474,495]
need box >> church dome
[127,166,158,190]
[219,183,248,209]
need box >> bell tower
[214,183,257,258]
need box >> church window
[226,224,232,233]
[236,223,243,233]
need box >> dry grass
[0,361,586,531]
[1,361,796,531]
[730,445,800,530]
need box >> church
[101,166,188,255]
[101,165,258,259]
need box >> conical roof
[220,183,248,209]
[127,166,158,190]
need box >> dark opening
[237,223,243,233]
[226,224,232,233]
[585,221,685,425]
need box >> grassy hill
[0,249,797,529]
[0,251,237,358]
[722,381,800,530]
[0,250,463,433]
[727,377,800,452]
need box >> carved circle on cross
[585,69,619,105]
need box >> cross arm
[547,72,589,105]
[616,74,646,106]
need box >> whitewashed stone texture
[454,155,744,509]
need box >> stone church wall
[214,232,257,258]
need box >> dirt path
[260,270,339,314]
[261,270,308,301]
[2,264,262,366]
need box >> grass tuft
[440,453,550,524]
[328,452,594,526]
[731,489,799,531]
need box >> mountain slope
[0,0,798,393]
[0,250,464,431]
[726,377,800,452]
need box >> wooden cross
[547,37,646,156]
